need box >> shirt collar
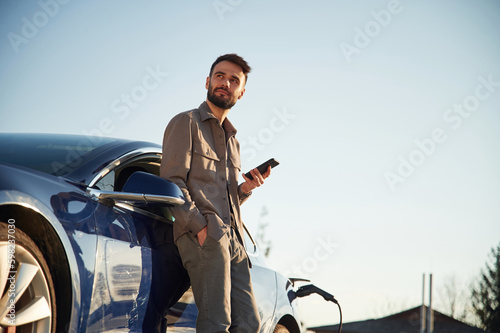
[199,101,216,122]
[199,101,237,136]
[222,117,237,137]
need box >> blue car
[0,133,303,333]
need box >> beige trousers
[176,228,261,333]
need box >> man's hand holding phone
[241,158,279,194]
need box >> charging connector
[294,284,342,333]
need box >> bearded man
[160,54,271,333]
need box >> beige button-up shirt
[160,102,251,242]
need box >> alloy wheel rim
[0,243,52,332]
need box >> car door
[85,151,190,332]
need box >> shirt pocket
[193,141,220,161]
[228,143,241,184]
[191,141,220,181]
[227,137,241,172]
[229,154,241,171]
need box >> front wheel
[0,222,56,332]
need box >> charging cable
[294,284,342,333]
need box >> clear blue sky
[1,0,499,326]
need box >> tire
[0,221,56,332]
[273,323,290,333]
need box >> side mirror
[87,171,185,207]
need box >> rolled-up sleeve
[160,113,207,236]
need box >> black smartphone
[244,158,279,180]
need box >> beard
[207,83,237,110]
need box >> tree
[254,206,272,258]
[437,275,471,323]
[470,242,500,332]
[439,275,461,318]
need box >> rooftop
[308,306,486,333]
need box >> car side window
[94,154,161,192]
[96,170,116,191]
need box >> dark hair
[209,53,251,84]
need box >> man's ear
[205,77,210,90]
[238,88,246,100]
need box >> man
[160,54,270,333]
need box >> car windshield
[0,133,117,176]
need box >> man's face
[206,60,246,110]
